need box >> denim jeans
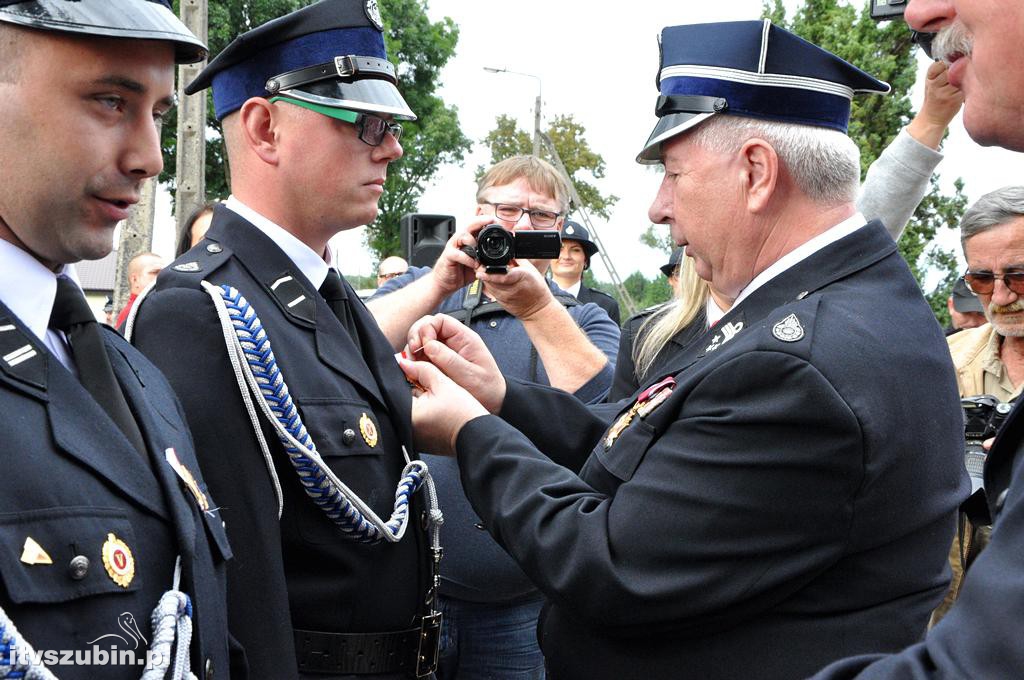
[435,594,546,680]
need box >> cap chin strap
[265,54,397,95]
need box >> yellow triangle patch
[20,537,53,565]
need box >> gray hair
[960,186,1024,248]
[689,115,861,205]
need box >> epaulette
[160,239,233,287]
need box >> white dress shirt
[224,195,334,288]
[0,238,80,370]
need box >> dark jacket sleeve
[808,451,1024,680]
[461,350,864,633]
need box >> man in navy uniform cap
[550,220,621,324]
[130,1,439,678]
[397,19,967,680]
[0,1,237,679]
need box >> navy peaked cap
[185,0,414,121]
[660,248,683,277]
[637,19,889,163]
[952,277,984,314]
[561,221,599,258]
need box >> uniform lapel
[107,340,197,553]
[211,214,386,407]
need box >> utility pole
[174,0,209,240]
[112,181,158,315]
[483,67,542,157]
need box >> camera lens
[478,225,513,264]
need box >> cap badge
[20,537,53,566]
[565,226,575,235]
[101,533,135,588]
[359,412,379,447]
[772,314,805,342]
[364,0,384,30]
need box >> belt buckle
[415,612,442,678]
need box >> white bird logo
[87,612,148,649]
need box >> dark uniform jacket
[0,303,234,679]
[576,285,620,326]
[810,398,1024,679]
[451,221,968,680]
[132,206,430,678]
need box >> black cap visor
[284,77,416,121]
[636,111,717,164]
[0,0,207,63]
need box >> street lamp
[483,66,542,157]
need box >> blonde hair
[476,155,570,213]
[633,256,709,381]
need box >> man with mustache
[811,1,1024,677]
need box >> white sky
[155,1,1024,281]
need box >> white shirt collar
[562,280,583,297]
[224,195,333,288]
[0,238,80,343]
[731,212,866,310]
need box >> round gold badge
[359,412,378,448]
[101,533,135,588]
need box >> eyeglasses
[483,202,561,228]
[268,96,402,146]
[377,271,402,281]
[963,271,1024,296]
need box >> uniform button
[489,321,498,328]
[996,488,1009,513]
[68,555,89,580]
[206,243,222,254]
[205,657,214,679]
[342,428,356,445]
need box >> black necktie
[319,268,363,354]
[49,276,147,455]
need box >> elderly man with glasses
[367,154,620,680]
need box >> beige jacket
[947,324,1023,401]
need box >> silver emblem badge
[206,243,223,254]
[173,262,201,273]
[565,225,576,235]
[364,0,384,30]
[772,314,804,342]
[705,321,743,353]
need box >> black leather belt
[295,614,441,677]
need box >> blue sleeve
[569,302,621,404]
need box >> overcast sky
[156,1,1024,282]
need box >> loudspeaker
[401,214,456,267]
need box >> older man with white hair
[398,19,966,680]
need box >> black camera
[962,395,1013,494]
[461,224,561,274]
[869,0,907,20]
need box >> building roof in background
[76,251,117,292]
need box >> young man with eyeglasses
[129,2,440,678]
[367,155,619,679]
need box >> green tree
[162,0,472,262]
[764,0,967,324]
[480,114,619,219]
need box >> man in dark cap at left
[0,1,239,678]
[129,1,440,678]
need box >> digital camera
[461,224,561,274]
[962,395,1013,494]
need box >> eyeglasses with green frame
[269,96,403,147]
[483,202,562,228]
